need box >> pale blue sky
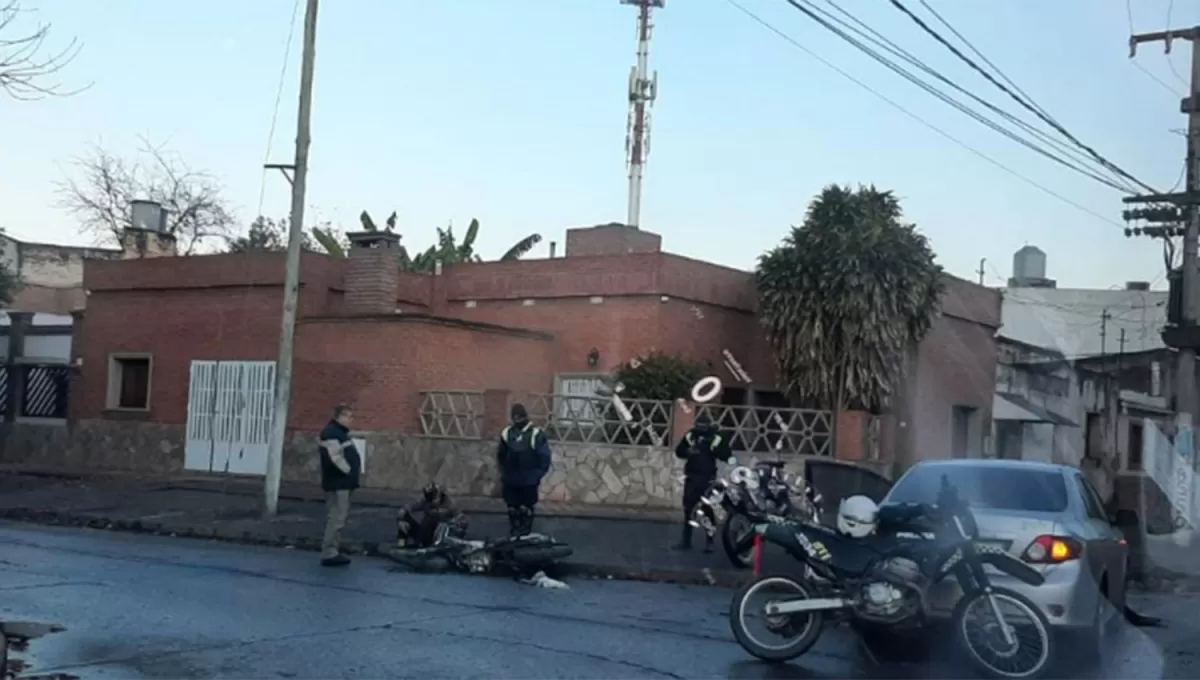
[0,0,1191,288]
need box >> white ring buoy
[691,376,722,403]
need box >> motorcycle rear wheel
[729,573,825,663]
[952,587,1054,679]
[503,544,573,566]
[722,513,756,570]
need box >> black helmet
[422,481,441,503]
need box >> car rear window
[885,465,1068,513]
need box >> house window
[1128,421,1144,472]
[553,373,606,424]
[107,354,152,410]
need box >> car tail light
[1022,535,1082,563]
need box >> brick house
[59,223,1000,477]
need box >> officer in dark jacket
[496,403,552,537]
[673,414,731,551]
[318,404,362,567]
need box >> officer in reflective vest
[674,414,732,551]
[496,403,553,536]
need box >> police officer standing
[496,403,552,537]
[673,414,731,551]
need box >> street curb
[0,506,747,588]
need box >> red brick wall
[564,224,661,257]
[292,317,553,431]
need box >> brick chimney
[345,230,401,315]
[120,227,178,259]
[565,223,661,257]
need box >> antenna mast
[621,0,663,229]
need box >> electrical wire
[1164,0,1189,87]
[779,0,1139,193]
[886,0,1160,195]
[1126,0,1186,96]
[255,0,304,218]
[805,0,1140,193]
[722,0,1129,229]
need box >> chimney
[549,241,557,258]
[345,230,401,315]
[1126,281,1151,291]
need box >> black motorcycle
[720,461,819,569]
[729,475,1055,679]
[383,515,573,574]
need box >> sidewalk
[0,471,746,586]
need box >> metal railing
[695,403,833,456]
[514,392,675,447]
[418,390,484,439]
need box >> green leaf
[500,233,542,261]
[385,211,398,231]
[360,211,378,232]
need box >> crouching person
[496,404,551,537]
[396,482,456,548]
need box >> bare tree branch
[55,139,236,254]
[0,0,89,100]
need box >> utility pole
[1128,26,1200,544]
[622,0,663,229]
[1100,308,1111,360]
[977,258,986,285]
[263,0,320,517]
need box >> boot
[519,506,536,537]
[672,524,693,551]
[507,506,522,537]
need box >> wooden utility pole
[1128,26,1200,543]
[1127,28,1200,425]
[264,0,320,517]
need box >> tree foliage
[756,184,944,413]
[225,216,318,254]
[0,0,87,100]
[613,351,708,401]
[56,139,235,255]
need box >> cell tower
[621,0,663,229]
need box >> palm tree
[755,184,944,415]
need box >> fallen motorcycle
[382,515,572,575]
[729,476,1055,679]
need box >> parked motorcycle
[728,475,1055,679]
[718,461,820,569]
[383,514,573,575]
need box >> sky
[0,0,1192,290]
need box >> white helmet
[836,495,879,538]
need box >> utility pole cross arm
[1130,28,1200,58]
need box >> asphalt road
[0,521,1175,679]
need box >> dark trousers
[502,483,539,536]
[680,476,713,546]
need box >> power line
[722,0,1129,229]
[915,0,1062,127]
[779,0,1138,193]
[803,0,1139,193]
[1126,0,1186,96]
[256,0,304,218]
[887,0,1160,195]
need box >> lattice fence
[695,403,833,456]
[514,392,674,447]
[418,391,484,439]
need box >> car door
[1072,472,1125,603]
[1077,474,1129,608]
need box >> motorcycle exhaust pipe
[764,598,851,615]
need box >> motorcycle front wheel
[729,574,825,663]
[952,587,1054,679]
[721,512,756,569]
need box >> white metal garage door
[184,360,276,475]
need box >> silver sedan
[880,459,1128,662]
